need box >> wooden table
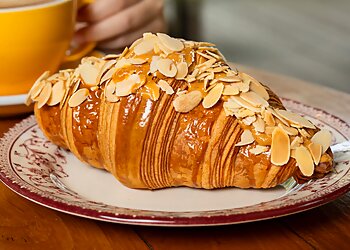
[1,67,349,250]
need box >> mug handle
[62,42,96,63]
[62,0,96,63]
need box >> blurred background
[166,0,350,93]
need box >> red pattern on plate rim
[0,98,349,226]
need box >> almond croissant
[27,33,333,189]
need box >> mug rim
[0,0,70,13]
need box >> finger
[77,0,139,23]
[97,16,166,50]
[75,0,164,43]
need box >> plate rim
[0,98,349,226]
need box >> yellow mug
[0,0,94,96]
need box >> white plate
[0,98,349,226]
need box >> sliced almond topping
[295,146,315,177]
[189,68,199,78]
[47,80,65,106]
[223,105,235,116]
[268,108,289,126]
[157,33,184,52]
[311,129,332,154]
[25,94,33,106]
[115,57,131,69]
[197,72,210,80]
[173,90,202,113]
[64,75,73,90]
[68,88,89,108]
[226,69,238,77]
[202,83,224,109]
[60,86,70,109]
[276,109,315,129]
[243,115,256,125]
[100,59,116,76]
[197,58,216,70]
[102,54,120,60]
[29,71,50,98]
[299,128,311,138]
[176,89,188,96]
[249,145,268,155]
[223,85,239,95]
[265,126,275,135]
[308,143,322,165]
[203,78,210,90]
[72,79,81,93]
[238,72,251,82]
[47,72,59,82]
[278,123,299,136]
[175,62,188,80]
[157,79,174,95]
[79,62,100,87]
[239,73,264,95]
[230,96,261,113]
[95,60,106,84]
[115,74,141,96]
[29,80,45,101]
[119,47,129,58]
[240,91,269,108]
[129,38,142,50]
[186,76,196,83]
[271,127,290,166]
[129,58,147,65]
[105,83,119,103]
[196,51,214,60]
[143,32,157,40]
[152,41,161,54]
[290,149,297,159]
[100,69,116,85]
[149,56,160,73]
[36,70,51,82]
[197,41,216,47]
[206,50,222,59]
[157,58,177,77]
[290,136,303,149]
[235,108,255,118]
[236,129,255,146]
[223,100,240,116]
[134,39,155,55]
[37,82,52,109]
[153,41,173,54]
[253,116,265,133]
[263,109,275,126]
[198,46,217,51]
[206,72,215,81]
[207,65,229,73]
[238,81,250,93]
[219,75,241,83]
[208,79,218,87]
[132,74,147,90]
[249,79,269,100]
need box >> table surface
[1,66,349,250]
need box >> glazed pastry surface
[28,33,333,189]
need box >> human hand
[74,0,166,50]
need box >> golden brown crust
[34,84,330,189]
[30,34,334,190]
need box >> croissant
[26,33,333,189]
